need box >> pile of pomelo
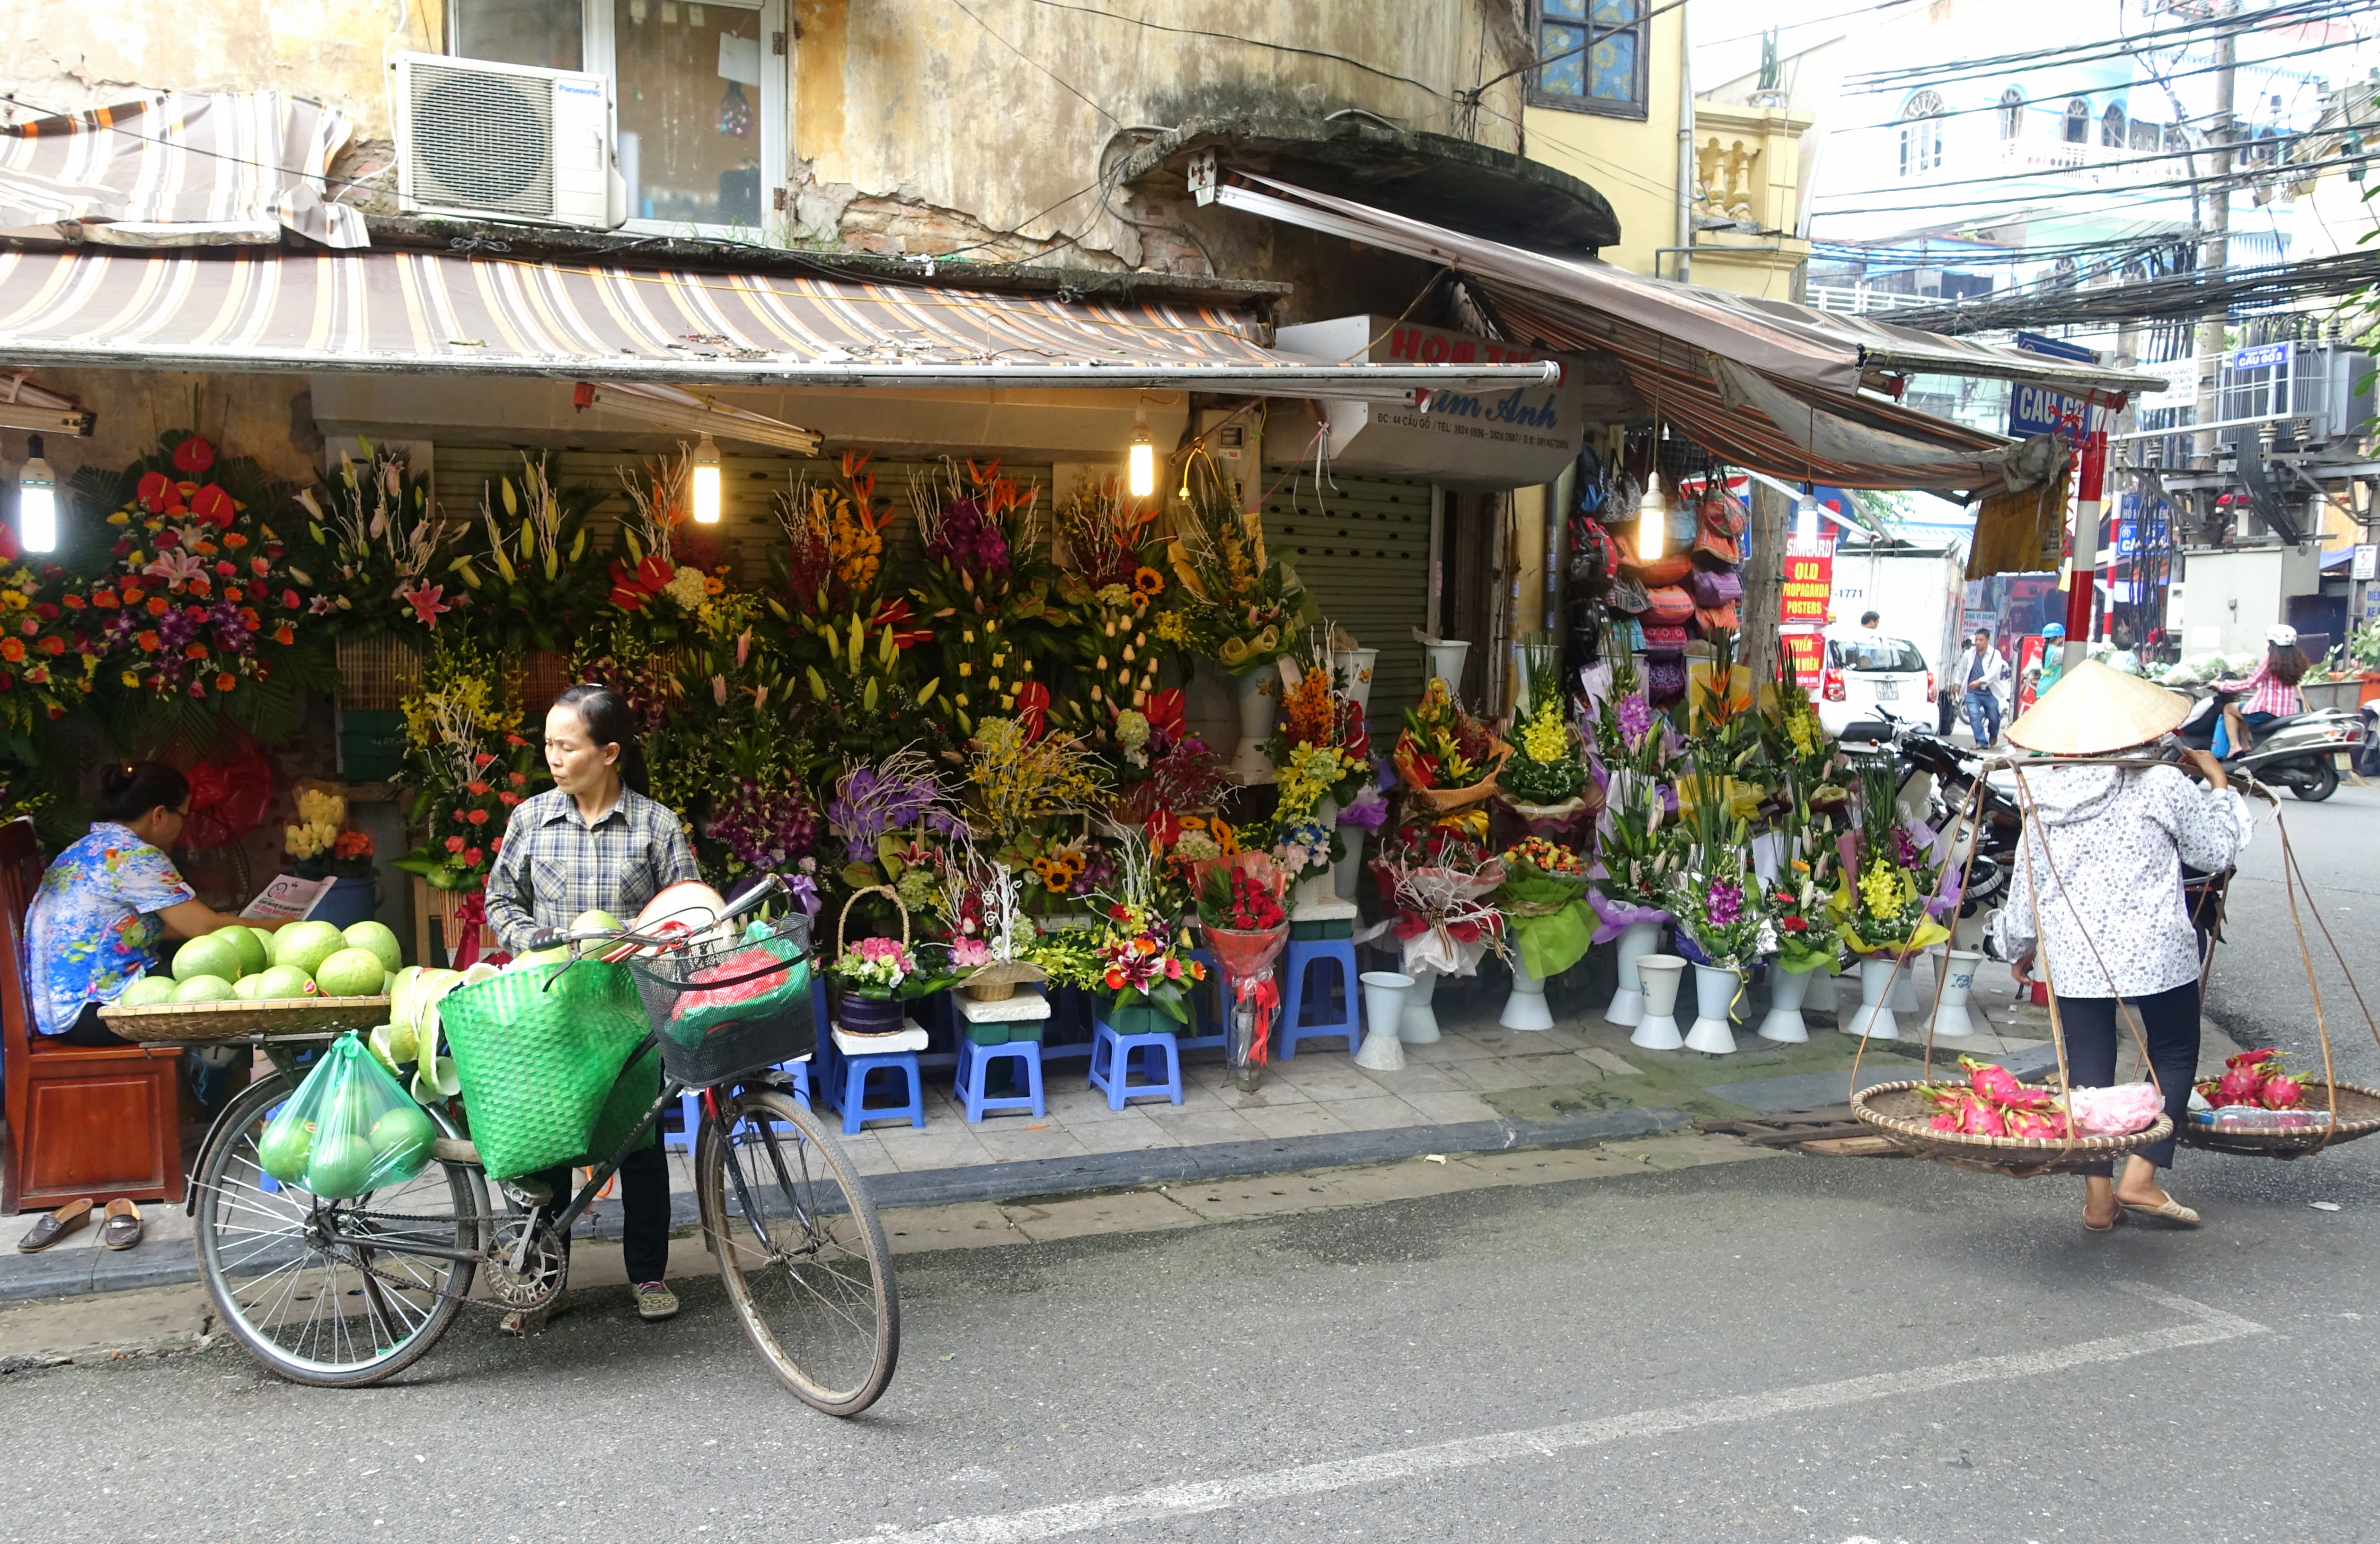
[117,918,404,1007]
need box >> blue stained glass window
[1589,33,1637,100]
[1534,0,1645,114]
[1539,25,1588,97]
[1544,0,1588,17]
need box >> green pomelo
[231,974,266,1001]
[118,975,178,1007]
[507,947,566,971]
[272,920,346,977]
[251,964,318,1000]
[315,947,390,998]
[307,1132,376,1198]
[368,1021,416,1070]
[369,1105,435,1170]
[214,924,268,979]
[573,909,623,934]
[171,934,242,984]
[171,975,237,1003]
[341,920,403,975]
[246,926,276,961]
[258,1118,312,1184]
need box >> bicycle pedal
[498,1177,553,1208]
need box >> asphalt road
[6,783,2374,1544]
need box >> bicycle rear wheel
[695,1088,898,1415]
[194,1070,490,1387]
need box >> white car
[1817,634,1935,737]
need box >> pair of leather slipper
[16,1198,143,1252]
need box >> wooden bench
[0,817,186,1212]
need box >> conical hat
[2004,658,2191,755]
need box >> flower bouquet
[1828,760,1953,963]
[1108,688,1229,828]
[1495,836,1593,983]
[283,787,376,881]
[0,532,101,733]
[288,443,460,640]
[932,842,1045,1003]
[825,886,958,1036]
[1765,838,1842,979]
[438,452,606,654]
[1586,772,1679,945]
[391,636,542,893]
[824,746,960,893]
[1091,835,1206,1033]
[1160,454,1314,677]
[1393,677,1507,815]
[1371,822,1508,981]
[1496,633,1596,846]
[1191,851,1291,1090]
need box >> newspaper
[239,873,335,923]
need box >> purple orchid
[1707,878,1743,927]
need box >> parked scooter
[2172,687,2359,802]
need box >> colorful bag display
[1695,603,1741,634]
[1625,553,1693,588]
[1640,622,1689,648]
[1644,586,1696,625]
[1689,569,1743,608]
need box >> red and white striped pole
[2061,393,2127,666]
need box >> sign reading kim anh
[1273,317,1590,491]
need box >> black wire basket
[627,913,816,1088]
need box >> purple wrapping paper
[1587,887,1672,945]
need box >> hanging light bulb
[1127,409,1156,499]
[690,433,722,524]
[1795,483,1821,545]
[15,434,57,554]
[1637,474,1667,562]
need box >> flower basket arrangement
[1159,454,1314,676]
[288,444,460,641]
[283,786,375,880]
[1496,633,1592,829]
[389,635,543,894]
[1089,834,1204,1030]
[825,886,958,1035]
[440,453,608,653]
[1586,772,1679,943]
[1495,836,1593,982]
[1827,760,1953,961]
[1393,677,1508,815]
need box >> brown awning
[0,247,1558,400]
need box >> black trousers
[2054,979,2200,1174]
[57,1002,125,1045]
[532,1138,671,1286]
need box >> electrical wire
[1844,0,2373,89]
[1009,0,1448,102]
[1883,245,2380,331]
[1812,147,2376,217]
[946,0,1122,128]
[1814,118,2380,201]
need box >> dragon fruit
[1956,1095,2008,1137]
[2003,1107,2074,1140]
[2215,1065,2268,1107]
[1961,1056,2025,1104]
[2261,1073,2306,1109]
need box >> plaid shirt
[2227,661,2302,719]
[484,786,699,955]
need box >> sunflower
[1133,565,1165,597]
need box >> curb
[0,1106,1680,1305]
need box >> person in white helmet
[2216,624,2310,753]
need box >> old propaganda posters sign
[1273,316,1590,490]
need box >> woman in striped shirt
[2217,625,2310,754]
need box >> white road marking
[842,1287,2264,1544]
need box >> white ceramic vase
[1425,640,1471,694]
[1399,967,1442,1043]
[1931,949,1984,1038]
[1890,954,1925,1013]
[1684,964,1742,1055]
[1845,957,1904,1041]
[1803,967,1839,1016]
[1334,647,1380,712]
[1500,957,1555,1031]
[1603,919,1663,1027]
[1354,973,1412,1071]
[1332,827,1366,902]
[1631,954,1688,1050]
[1757,965,1815,1044]
[1225,667,1276,784]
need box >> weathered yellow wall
[1,1,437,139]
[790,0,1529,268]
[1518,7,1686,275]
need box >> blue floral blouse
[23,823,196,1035]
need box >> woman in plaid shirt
[486,683,700,1331]
[2216,625,2310,754]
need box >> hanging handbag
[1689,568,1742,608]
[1608,575,1651,614]
[1624,553,1693,588]
[1645,586,1696,625]
[1690,528,1741,568]
[1640,622,1689,649]
[1695,603,1741,634]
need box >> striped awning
[0,94,366,249]
[0,247,1557,399]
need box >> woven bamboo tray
[1851,1080,2174,1178]
[99,995,393,1045]
[2175,1081,2380,1159]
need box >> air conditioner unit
[392,52,626,230]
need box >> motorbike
[2171,687,2359,803]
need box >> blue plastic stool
[1088,1017,1185,1109]
[955,1037,1045,1122]
[840,1049,926,1135]
[1276,937,1362,1058]
[669,1056,809,1151]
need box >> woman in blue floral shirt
[26,762,286,1045]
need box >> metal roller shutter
[1258,469,1435,730]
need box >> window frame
[2063,98,2090,144]
[1998,87,2025,142]
[1897,90,1946,178]
[2100,102,2127,149]
[1524,0,1652,123]
[447,0,786,242]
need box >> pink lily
[402,584,451,626]
[143,550,209,586]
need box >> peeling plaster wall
[1,1,437,139]
[21,371,324,492]
[789,0,1529,268]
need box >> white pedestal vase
[1354,973,1412,1071]
[1931,949,1984,1038]
[1425,640,1471,695]
[1756,966,1815,1044]
[1684,964,1743,1055]
[1890,954,1925,1014]
[1803,967,1839,1016]
[1500,957,1555,1031]
[1630,954,1688,1050]
[1398,967,1442,1043]
[1332,826,1366,902]
[1844,957,1904,1040]
[1334,647,1380,713]
[1603,919,1663,1027]
[1224,667,1277,784]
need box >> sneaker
[633,1280,679,1322]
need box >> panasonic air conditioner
[392,52,626,230]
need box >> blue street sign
[2008,333,2105,442]
[2229,342,2291,370]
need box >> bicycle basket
[627,913,816,1088]
[439,958,651,1180]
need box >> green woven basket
[441,958,653,1180]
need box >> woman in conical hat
[1990,661,2253,1231]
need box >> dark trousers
[532,1138,671,1286]
[2055,979,2200,1174]
[56,1002,124,1045]
[1964,688,2001,747]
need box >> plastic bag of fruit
[256,1032,437,1198]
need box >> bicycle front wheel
[696,1088,899,1415]
[194,1070,490,1387]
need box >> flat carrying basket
[628,911,816,1088]
[100,995,392,1045]
[1853,1080,2173,1178]
[2175,1080,2380,1160]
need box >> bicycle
[183,876,899,1414]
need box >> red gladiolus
[171,436,217,474]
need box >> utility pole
[2190,11,2238,474]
